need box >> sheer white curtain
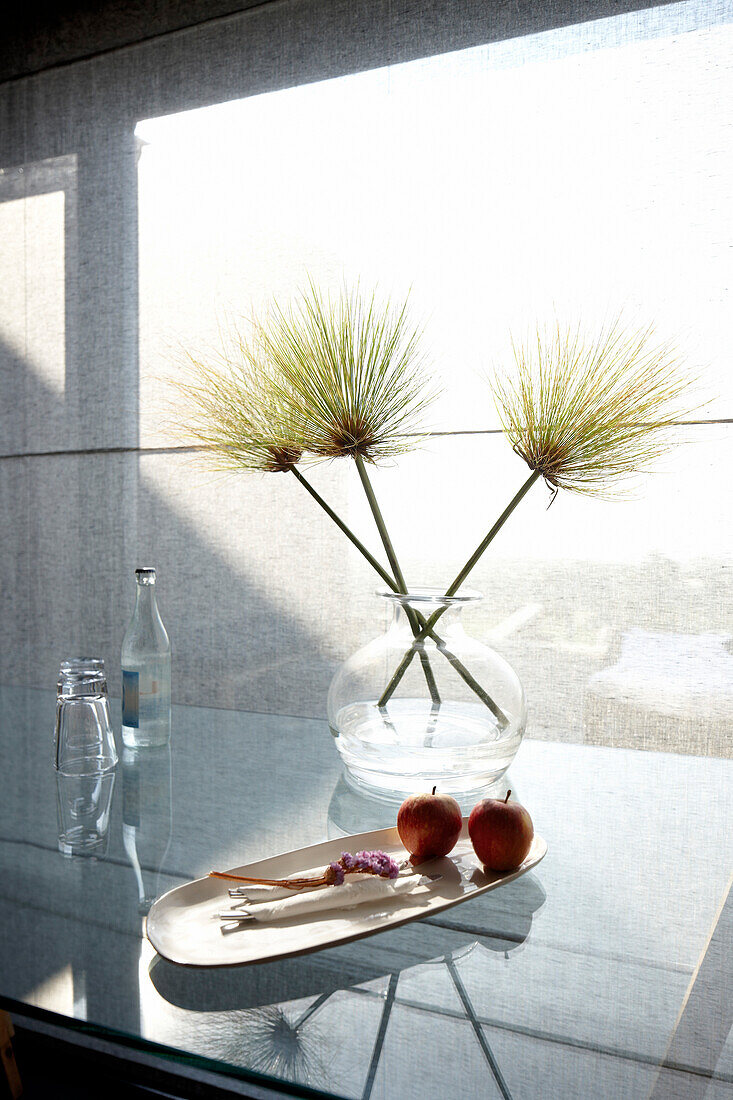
[1,0,730,755]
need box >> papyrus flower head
[173,341,304,473]
[255,282,438,462]
[492,321,699,497]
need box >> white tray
[146,819,547,967]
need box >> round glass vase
[328,589,526,800]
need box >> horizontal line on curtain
[0,420,730,462]
[0,433,498,460]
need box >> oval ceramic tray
[146,819,547,967]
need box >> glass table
[1,685,731,1099]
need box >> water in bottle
[121,567,171,747]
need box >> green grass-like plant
[174,336,303,474]
[172,286,699,722]
[254,281,438,462]
[492,321,699,497]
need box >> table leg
[0,1011,22,1099]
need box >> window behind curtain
[0,0,730,758]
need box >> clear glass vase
[328,589,526,800]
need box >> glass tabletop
[0,685,731,1099]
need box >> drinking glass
[54,658,118,775]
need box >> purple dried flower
[340,849,401,879]
[328,861,345,885]
[212,851,399,892]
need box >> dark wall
[1,0,681,84]
[0,0,267,80]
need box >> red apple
[468,790,534,871]
[397,786,463,864]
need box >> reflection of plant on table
[236,1002,330,1085]
[173,283,697,732]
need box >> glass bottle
[121,568,171,748]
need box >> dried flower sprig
[209,850,401,891]
[330,849,401,883]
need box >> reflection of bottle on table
[121,567,171,748]
[122,745,173,913]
